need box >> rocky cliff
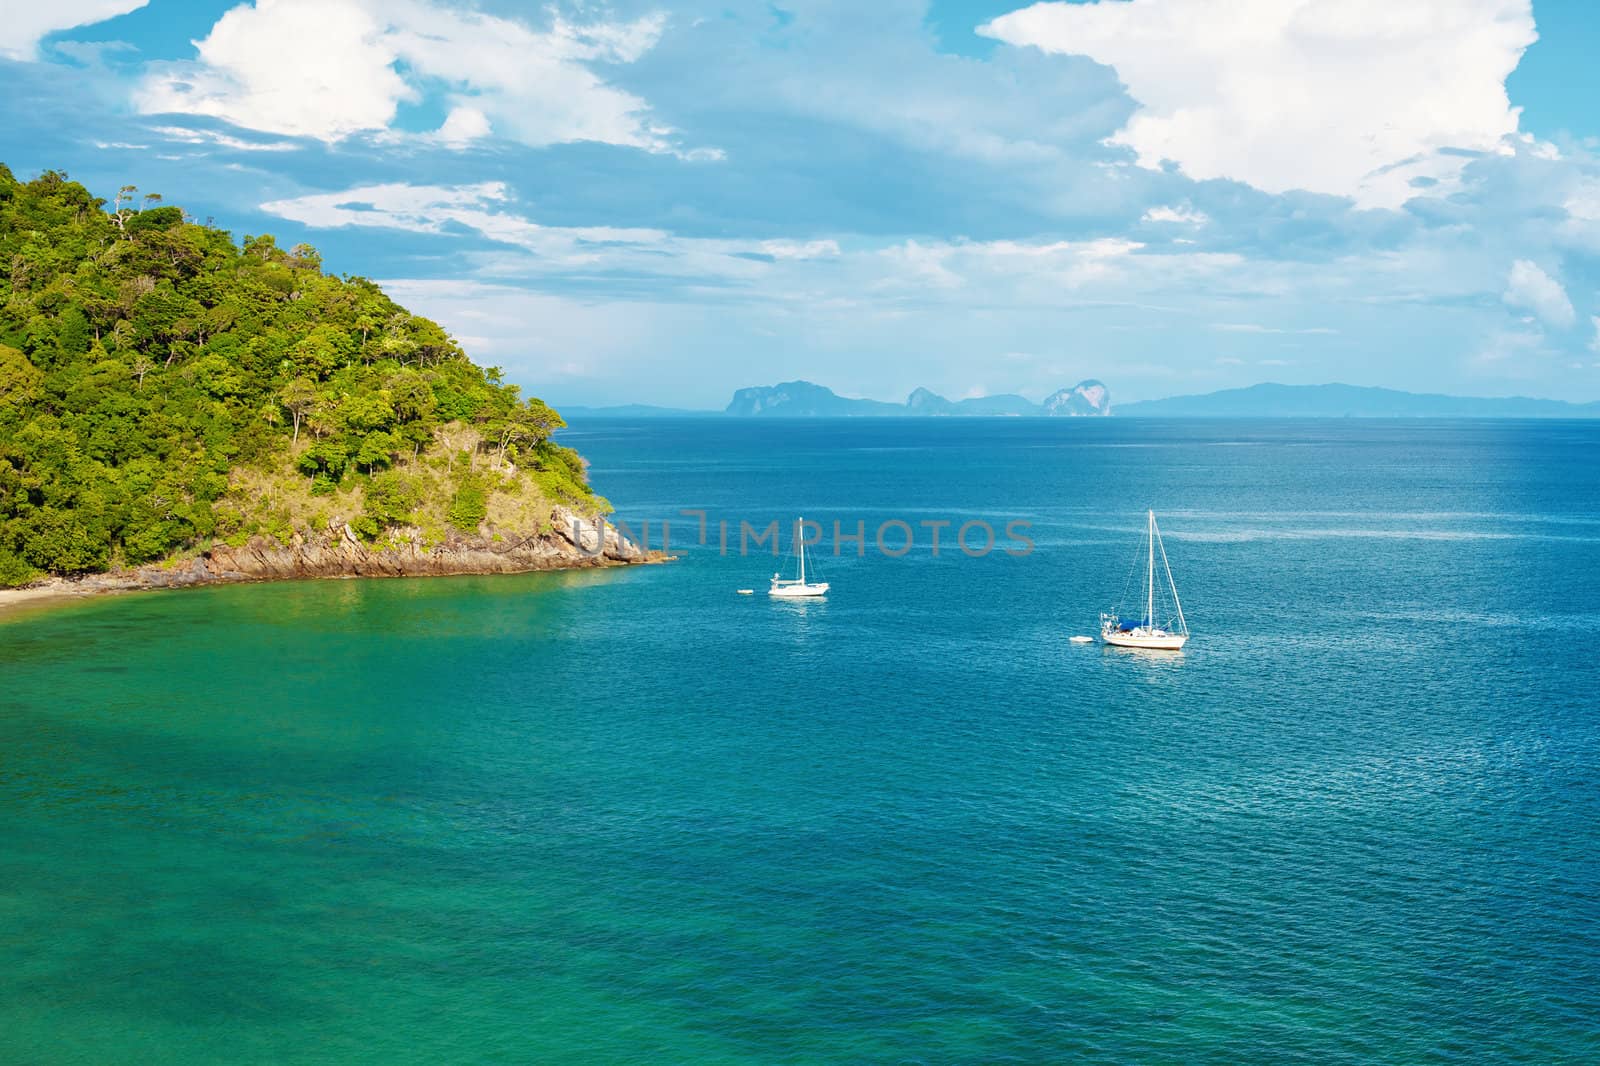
[726,380,904,416]
[1042,380,1112,416]
[21,507,664,597]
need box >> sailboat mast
[797,517,805,584]
[1147,509,1155,629]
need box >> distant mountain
[904,386,952,415]
[1043,380,1111,416]
[725,380,1111,417]
[559,403,712,418]
[569,381,1598,421]
[1118,383,1600,418]
[956,393,1045,416]
[906,387,1046,416]
[726,380,906,416]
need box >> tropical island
[0,165,651,595]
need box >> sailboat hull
[1098,511,1190,650]
[769,517,829,597]
[769,582,829,598]
[1102,630,1187,650]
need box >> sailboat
[769,516,830,598]
[1100,510,1189,650]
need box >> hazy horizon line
[547,379,1600,413]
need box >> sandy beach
[0,584,97,619]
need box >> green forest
[0,164,598,587]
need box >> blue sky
[3,0,1600,407]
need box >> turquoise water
[3,418,1598,1062]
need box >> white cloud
[1211,323,1338,335]
[262,182,801,283]
[881,240,961,289]
[150,125,298,152]
[1142,205,1208,225]
[1471,325,1545,370]
[981,0,1536,208]
[0,0,146,60]
[375,279,666,381]
[1569,183,1600,223]
[260,179,1600,403]
[1503,259,1575,328]
[134,0,689,154]
[760,240,841,261]
[1562,180,1600,253]
[272,185,1165,302]
[434,106,492,148]
[261,182,1233,307]
[876,236,1150,293]
[261,182,671,261]
[1591,316,1600,354]
[136,0,406,140]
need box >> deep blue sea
[3,418,1598,1062]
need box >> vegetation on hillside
[0,165,599,587]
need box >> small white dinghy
[1069,636,1094,644]
[1100,510,1189,651]
[769,516,829,598]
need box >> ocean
[2,418,1598,1062]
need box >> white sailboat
[769,516,830,598]
[1100,510,1189,650]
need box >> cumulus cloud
[134,0,688,153]
[135,0,406,140]
[1503,259,1575,328]
[981,0,1536,208]
[435,106,492,148]
[0,0,147,60]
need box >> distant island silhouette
[558,380,1600,419]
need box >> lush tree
[0,165,595,584]
[279,377,316,443]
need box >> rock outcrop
[726,381,904,417]
[23,508,666,597]
[905,387,956,415]
[1043,380,1112,416]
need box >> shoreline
[0,552,670,621]
[0,512,670,620]
[0,584,97,618]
